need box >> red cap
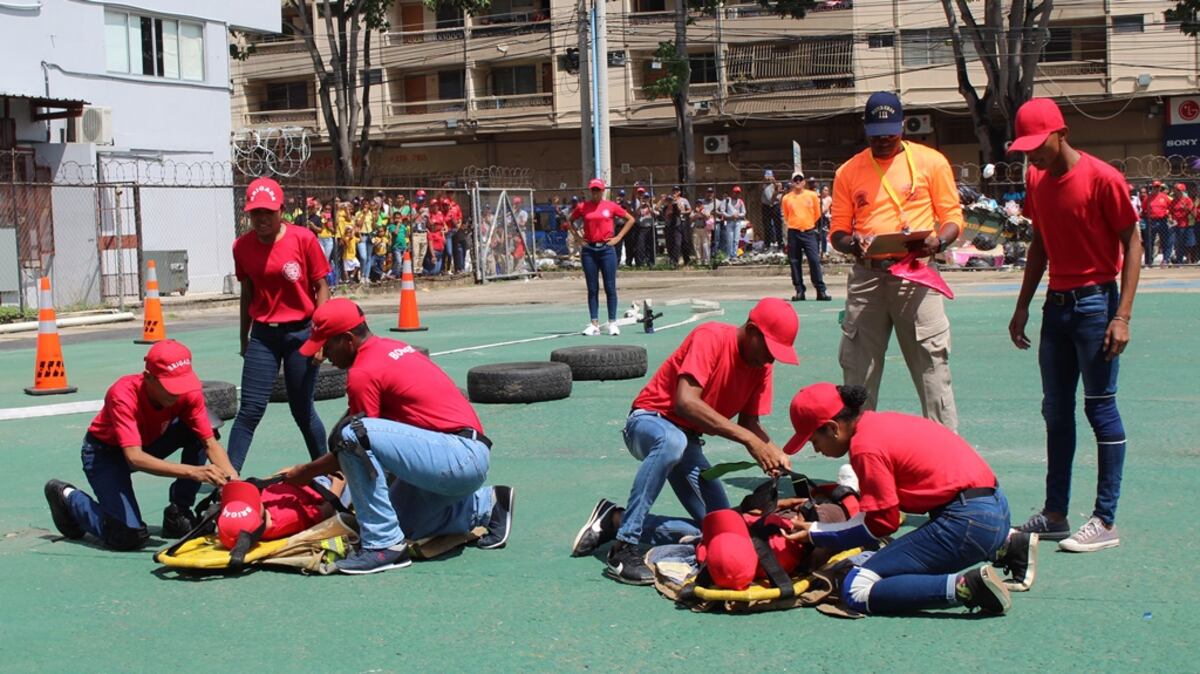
[217,500,263,550]
[588,178,606,190]
[299,298,366,357]
[1009,98,1066,154]
[416,189,427,198]
[696,510,757,590]
[747,297,799,365]
[144,340,202,395]
[781,382,844,455]
[636,186,646,193]
[1175,183,1187,192]
[244,177,284,212]
[732,186,742,193]
[1152,180,1163,187]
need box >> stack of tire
[466,345,648,404]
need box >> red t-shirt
[347,336,484,435]
[87,374,213,448]
[571,200,630,243]
[849,411,995,515]
[632,322,772,433]
[233,225,330,323]
[1170,196,1193,227]
[1024,153,1137,291]
[1145,192,1170,219]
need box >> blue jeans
[66,421,207,549]
[852,489,1010,614]
[721,220,740,258]
[1148,218,1171,263]
[226,321,327,473]
[1174,226,1196,263]
[392,249,406,275]
[1039,285,1126,525]
[615,411,729,546]
[581,243,619,322]
[787,228,826,294]
[335,418,493,549]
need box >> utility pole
[579,0,593,186]
[715,1,726,116]
[593,0,611,186]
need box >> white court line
[0,399,103,421]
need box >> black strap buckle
[328,412,375,481]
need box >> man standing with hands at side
[1006,98,1141,553]
[829,92,963,431]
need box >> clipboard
[864,230,932,256]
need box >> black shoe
[44,480,85,539]
[816,292,833,301]
[571,498,619,557]
[791,293,806,302]
[997,531,1038,591]
[961,566,1011,615]
[336,544,413,574]
[161,503,198,540]
[476,485,514,550]
[603,541,655,586]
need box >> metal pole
[594,0,610,186]
[715,1,726,116]
[113,186,124,312]
[588,1,602,178]
[578,0,593,186]
[133,185,144,303]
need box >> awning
[0,93,89,121]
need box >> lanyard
[870,141,917,228]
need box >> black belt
[929,485,997,519]
[585,241,611,248]
[255,319,311,331]
[453,428,492,450]
[1046,281,1116,306]
[858,258,905,271]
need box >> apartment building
[230,0,1199,188]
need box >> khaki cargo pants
[838,263,958,432]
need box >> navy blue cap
[864,91,904,137]
[672,185,682,192]
[618,189,626,196]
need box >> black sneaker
[570,498,619,557]
[816,292,833,302]
[997,531,1038,592]
[476,485,514,550]
[44,479,84,539]
[961,566,1012,615]
[603,541,655,586]
[161,503,198,540]
[1012,511,1071,541]
[791,293,806,302]
[336,544,413,575]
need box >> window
[263,81,310,110]
[868,33,894,49]
[492,65,538,95]
[633,0,666,11]
[104,10,204,81]
[1113,14,1144,34]
[1042,23,1107,63]
[435,3,463,28]
[688,53,718,85]
[362,68,384,85]
[901,28,974,67]
[438,70,465,100]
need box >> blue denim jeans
[226,321,327,473]
[1039,285,1126,525]
[66,421,207,549]
[1148,218,1171,263]
[615,411,730,546]
[718,220,737,258]
[392,249,406,276]
[335,418,493,549]
[581,243,619,322]
[855,489,1010,614]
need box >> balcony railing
[472,92,552,111]
[390,99,469,116]
[384,25,467,45]
[247,36,307,54]
[245,108,319,126]
[724,0,852,18]
[1037,60,1107,78]
[629,10,675,25]
[471,13,551,38]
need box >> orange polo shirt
[830,141,962,256]
[781,189,822,232]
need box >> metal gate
[96,183,142,308]
[471,185,536,283]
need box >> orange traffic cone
[390,251,428,333]
[134,260,166,344]
[24,277,78,396]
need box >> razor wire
[232,127,312,179]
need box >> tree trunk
[358,28,375,185]
[674,4,695,194]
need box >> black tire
[411,345,431,357]
[467,362,572,404]
[269,363,347,403]
[201,380,238,421]
[550,345,648,381]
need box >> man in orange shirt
[830,92,962,431]
[781,173,830,302]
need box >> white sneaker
[608,323,620,336]
[582,323,601,336]
[836,464,859,492]
[1058,516,1120,553]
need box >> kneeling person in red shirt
[44,341,238,550]
[283,299,512,574]
[781,383,1036,616]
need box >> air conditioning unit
[69,106,114,145]
[703,134,730,154]
[693,100,711,112]
[904,114,933,136]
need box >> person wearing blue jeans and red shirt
[569,178,636,336]
[569,298,799,585]
[1007,98,1142,553]
[781,383,1037,616]
[228,177,331,473]
[43,340,238,549]
[282,299,513,574]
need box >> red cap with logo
[299,298,366,357]
[747,297,799,365]
[1009,98,1066,154]
[732,186,742,193]
[781,382,844,455]
[144,339,202,395]
[588,178,606,190]
[244,177,284,212]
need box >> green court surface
[1,291,1197,672]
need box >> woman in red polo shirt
[781,382,1035,616]
[569,178,635,336]
[228,177,331,472]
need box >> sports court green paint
[1,292,1196,672]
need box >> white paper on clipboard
[864,230,933,256]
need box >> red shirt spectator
[1169,191,1193,228]
[1146,190,1171,219]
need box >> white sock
[62,487,75,498]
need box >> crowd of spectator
[1134,180,1199,265]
